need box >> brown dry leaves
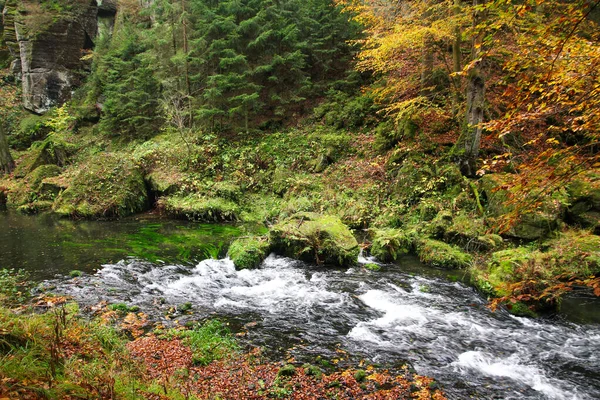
[127,334,446,400]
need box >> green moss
[228,236,271,270]
[487,247,534,292]
[507,301,538,318]
[354,369,367,382]
[53,153,148,219]
[277,364,296,377]
[68,270,83,278]
[369,228,412,262]
[480,173,564,240]
[303,364,323,379]
[158,194,240,222]
[363,263,381,271]
[415,238,472,269]
[269,212,359,267]
[146,170,184,196]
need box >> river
[1,211,599,399]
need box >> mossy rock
[566,170,600,209]
[228,236,271,270]
[566,170,600,232]
[429,211,503,252]
[542,231,600,276]
[6,164,62,208]
[146,170,184,196]
[487,247,535,292]
[29,164,62,186]
[369,228,413,262]
[415,238,472,269]
[158,194,240,222]
[53,153,148,219]
[14,139,74,178]
[17,200,53,214]
[480,173,564,240]
[507,301,538,318]
[270,212,359,267]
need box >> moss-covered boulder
[270,212,359,267]
[566,170,600,233]
[428,211,503,252]
[480,173,564,240]
[6,164,62,213]
[369,228,413,262]
[53,153,148,218]
[415,238,472,269]
[486,247,536,295]
[478,230,600,299]
[228,236,271,270]
[158,194,240,222]
[146,170,184,196]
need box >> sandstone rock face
[2,0,117,114]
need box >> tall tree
[460,0,486,176]
[0,123,15,175]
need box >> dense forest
[1,0,599,398]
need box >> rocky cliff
[1,0,116,114]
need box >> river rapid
[52,254,600,400]
[2,211,599,399]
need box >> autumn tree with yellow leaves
[338,0,600,190]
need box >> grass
[161,320,239,366]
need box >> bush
[369,228,413,262]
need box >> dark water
[2,211,600,399]
[0,210,246,280]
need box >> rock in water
[270,212,359,267]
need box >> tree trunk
[420,32,434,96]
[451,0,462,115]
[462,68,485,176]
[0,123,15,175]
[460,0,486,177]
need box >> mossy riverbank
[0,273,446,400]
[1,104,599,314]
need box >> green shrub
[370,228,413,262]
[173,320,239,366]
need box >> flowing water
[2,211,600,399]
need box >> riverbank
[1,110,599,314]
[0,272,446,400]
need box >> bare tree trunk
[0,123,15,175]
[460,0,485,177]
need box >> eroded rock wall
[2,0,116,114]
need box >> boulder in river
[228,236,271,270]
[270,212,359,267]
